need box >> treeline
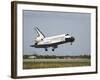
[23,54,91,59]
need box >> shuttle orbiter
[30,27,75,51]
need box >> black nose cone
[70,36,75,42]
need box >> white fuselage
[36,34,71,45]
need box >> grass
[23,58,91,69]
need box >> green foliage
[23,61,90,69]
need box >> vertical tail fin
[34,26,45,39]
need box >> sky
[23,10,91,56]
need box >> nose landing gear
[71,42,72,45]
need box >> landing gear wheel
[45,48,48,51]
[52,49,54,51]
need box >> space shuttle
[30,27,75,51]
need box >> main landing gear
[45,48,48,51]
[52,45,58,51]
[45,48,55,51]
[44,46,58,51]
[52,48,55,51]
